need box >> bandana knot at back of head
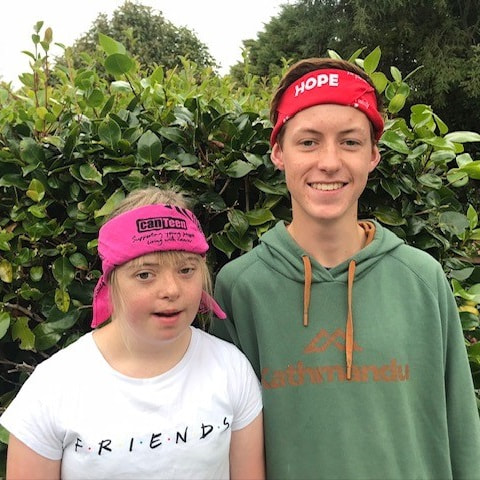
[91,204,226,328]
[270,68,385,146]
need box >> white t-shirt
[1,327,262,480]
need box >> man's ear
[270,143,285,170]
[369,145,381,173]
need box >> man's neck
[287,218,367,268]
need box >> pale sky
[1,0,288,86]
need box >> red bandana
[270,69,384,146]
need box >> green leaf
[459,161,480,180]
[0,230,14,251]
[0,259,13,283]
[228,209,249,237]
[380,178,401,199]
[79,163,103,185]
[467,205,478,230]
[12,317,35,351]
[150,66,164,84]
[243,153,264,168]
[176,153,198,166]
[418,174,443,189]
[438,212,469,236]
[69,253,89,270]
[370,71,388,94]
[137,131,162,163]
[446,168,469,187]
[363,47,381,74]
[52,257,75,288]
[75,70,95,90]
[45,308,81,330]
[98,33,126,55]
[422,136,455,151]
[245,208,276,226]
[226,160,254,178]
[34,326,61,351]
[105,53,134,75]
[98,118,121,147]
[159,127,185,144]
[110,81,133,94]
[374,206,407,226]
[390,66,403,83]
[444,131,480,143]
[94,189,125,218]
[379,131,410,154]
[20,138,45,164]
[30,266,44,281]
[26,178,46,202]
[211,232,236,258]
[253,179,289,196]
[55,288,71,313]
[388,93,406,114]
[226,229,253,251]
[86,89,105,108]
[28,204,47,218]
[0,311,11,340]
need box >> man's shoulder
[388,241,445,283]
[216,246,263,281]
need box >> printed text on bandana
[136,216,187,233]
[294,73,339,97]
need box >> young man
[212,58,480,479]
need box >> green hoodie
[213,221,480,480]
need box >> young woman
[1,187,264,480]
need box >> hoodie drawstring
[346,260,356,380]
[302,256,312,327]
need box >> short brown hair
[270,58,384,145]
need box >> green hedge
[0,30,479,474]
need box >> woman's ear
[270,142,285,171]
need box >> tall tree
[59,1,215,74]
[235,0,480,131]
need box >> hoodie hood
[257,220,404,379]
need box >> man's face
[270,103,380,228]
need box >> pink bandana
[91,204,226,328]
[270,68,384,146]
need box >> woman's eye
[301,139,315,147]
[136,271,152,280]
[179,266,196,275]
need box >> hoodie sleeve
[438,269,480,479]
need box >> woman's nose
[156,271,180,299]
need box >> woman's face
[110,252,204,348]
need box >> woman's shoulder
[192,327,252,365]
[32,332,95,378]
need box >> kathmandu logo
[261,328,410,388]
[303,328,362,354]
